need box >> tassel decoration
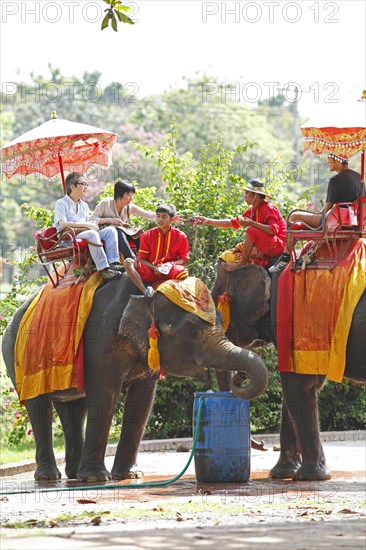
[217,291,231,332]
[148,322,161,371]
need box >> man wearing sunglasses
[54,172,124,280]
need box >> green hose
[0,398,204,496]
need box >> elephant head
[211,261,271,347]
[117,291,268,400]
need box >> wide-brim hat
[240,178,273,199]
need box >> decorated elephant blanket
[277,238,366,382]
[157,277,216,324]
[14,272,103,402]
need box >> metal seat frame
[37,227,93,287]
[286,198,366,270]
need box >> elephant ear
[213,262,271,325]
[117,296,151,359]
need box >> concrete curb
[1,431,364,478]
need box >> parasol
[300,98,366,183]
[0,111,118,192]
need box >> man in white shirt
[54,172,123,280]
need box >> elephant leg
[53,398,87,479]
[77,391,120,482]
[280,372,331,481]
[111,377,157,480]
[25,395,61,481]
[269,400,302,478]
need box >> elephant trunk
[198,339,268,400]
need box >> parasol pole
[50,111,66,193]
[58,153,66,193]
[361,150,365,183]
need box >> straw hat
[240,178,272,199]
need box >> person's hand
[189,216,207,225]
[83,222,99,231]
[172,214,184,225]
[237,215,252,228]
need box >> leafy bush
[249,345,282,434]
[319,380,366,431]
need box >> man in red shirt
[124,204,190,297]
[191,179,286,270]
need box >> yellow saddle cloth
[157,277,216,325]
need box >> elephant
[2,275,268,482]
[212,261,366,481]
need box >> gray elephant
[2,275,268,482]
[212,261,366,481]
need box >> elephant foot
[111,465,144,480]
[65,469,78,480]
[77,467,112,482]
[293,463,332,481]
[34,465,62,481]
[269,454,302,479]
[65,461,81,479]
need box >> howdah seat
[37,227,92,287]
[286,197,366,269]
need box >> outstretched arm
[130,204,184,225]
[189,216,233,228]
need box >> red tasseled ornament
[217,291,231,332]
[148,322,161,371]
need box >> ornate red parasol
[0,111,118,192]
[301,97,366,182]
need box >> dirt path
[1,442,365,549]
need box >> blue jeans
[77,226,119,271]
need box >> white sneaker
[145,286,155,298]
[268,256,290,274]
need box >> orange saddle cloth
[277,238,366,382]
[15,272,103,402]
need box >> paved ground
[1,436,365,549]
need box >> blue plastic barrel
[193,391,250,483]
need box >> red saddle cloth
[14,272,103,402]
[277,238,366,382]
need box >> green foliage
[249,345,282,433]
[21,203,54,228]
[145,377,208,439]
[135,124,317,286]
[0,203,52,335]
[101,0,134,31]
[110,377,208,441]
[1,386,30,447]
[319,381,366,431]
